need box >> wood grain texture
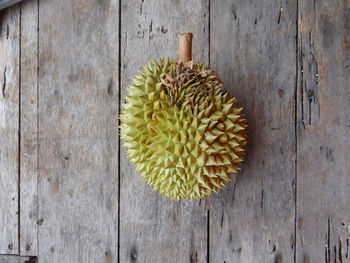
[209,0,297,262]
[37,0,119,262]
[296,1,350,262]
[0,4,20,254]
[19,0,38,256]
[120,1,209,262]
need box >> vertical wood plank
[19,0,38,256]
[0,4,20,254]
[209,0,297,262]
[38,0,119,262]
[296,1,350,262]
[120,1,209,262]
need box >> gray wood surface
[19,0,38,256]
[0,4,20,254]
[209,0,297,262]
[36,0,119,262]
[296,0,350,262]
[120,1,209,262]
[0,0,349,262]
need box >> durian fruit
[120,32,247,200]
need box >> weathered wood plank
[296,1,350,262]
[37,0,119,262]
[209,0,297,262]
[0,4,20,254]
[0,255,36,263]
[19,0,38,256]
[120,1,209,262]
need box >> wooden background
[0,0,349,262]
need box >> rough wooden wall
[0,0,349,262]
[210,0,297,261]
[296,0,350,262]
[0,4,20,255]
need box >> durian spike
[177,32,193,62]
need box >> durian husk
[120,58,247,200]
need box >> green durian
[120,58,247,200]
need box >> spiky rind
[120,58,247,200]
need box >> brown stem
[177,32,193,62]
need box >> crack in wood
[308,90,312,125]
[18,4,22,253]
[294,2,299,261]
[149,21,152,33]
[308,29,320,124]
[338,238,343,263]
[334,245,337,263]
[231,181,236,204]
[230,4,237,20]
[277,7,283,24]
[325,217,331,263]
[220,210,224,228]
[291,235,295,250]
[272,244,276,253]
[299,35,306,129]
[2,66,6,98]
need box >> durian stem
[177,32,193,62]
